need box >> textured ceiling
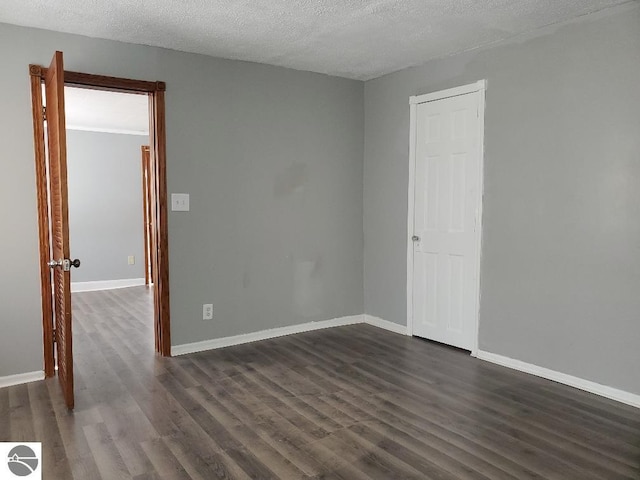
[49,87,149,135]
[2,0,633,80]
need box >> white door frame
[406,80,486,356]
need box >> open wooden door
[44,51,75,410]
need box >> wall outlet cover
[171,193,190,212]
[128,255,135,265]
[203,303,213,320]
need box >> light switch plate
[171,193,190,212]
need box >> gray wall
[67,130,146,283]
[0,23,364,376]
[364,3,640,395]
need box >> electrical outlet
[128,255,135,265]
[172,193,190,211]
[202,304,213,320]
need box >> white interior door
[411,90,482,351]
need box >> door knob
[412,235,420,242]
[47,258,81,271]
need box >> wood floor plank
[83,422,132,479]
[162,431,250,480]
[316,382,523,480]
[140,437,193,480]
[314,427,426,480]
[344,363,624,478]
[157,371,279,479]
[349,355,640,474]
[199,381,326,476]
[28,381,73,478]
[335,387,547,479]
[1,286,638,479]
[8,383,36,442]
[0,387,10,440]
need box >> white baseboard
[0,370,45,389]
[477,350,640,409]
[172,315,364,356]
[364,314,409,335]
[72,278,146,293]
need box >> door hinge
[42,106,47,121]
[52,328,56,343]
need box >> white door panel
[412,91,481,350]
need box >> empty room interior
[0,1,639,479]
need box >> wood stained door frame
[29,64,172,376]
[141,145,154,286]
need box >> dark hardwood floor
[2,286,639,479]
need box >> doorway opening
[60,87,152,293]
[29,52,171,409]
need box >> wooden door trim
[29,65,55,378]
[38,67,163,93]
[29,65,172,360]
[141,146,151,286]
[149,89,171,356]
